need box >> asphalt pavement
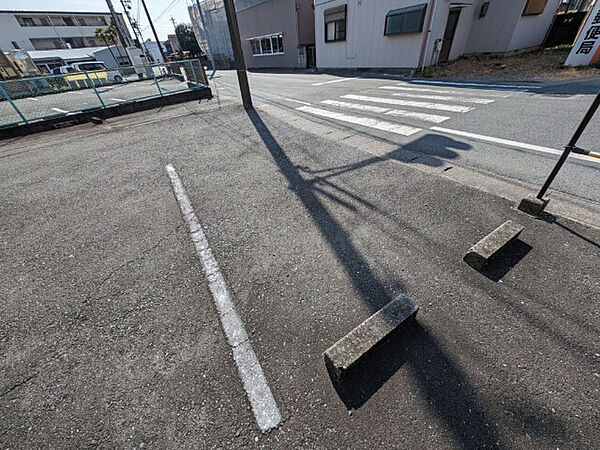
[211,70,600,206]
[1,72,600,448]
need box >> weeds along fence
[0,59,208,128]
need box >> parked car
[51,62,124,84]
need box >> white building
[0,10,133,53]
[314,0,561,71]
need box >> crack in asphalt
[0,372,39,398]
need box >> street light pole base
[518,195,549,216]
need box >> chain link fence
[0,59,208,128]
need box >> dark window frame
[21,17,35,27]
[384,3,427,36]
[324,4,347,43]
[522,0,548,16]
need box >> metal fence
[0,59,208,128]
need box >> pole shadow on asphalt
[244,107,530,448]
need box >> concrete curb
[324,295,419,382]
[0,87,212,140]
[518,194,549,216]
[464,220,524,270]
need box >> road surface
[1,71,599,448]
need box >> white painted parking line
[410,80,542,89]
[384,109,450,124]
[431,126,599,164]
[165,165,281,432]
[296,105,421,136]
[320,99,390,113]
[283,98,311,105]
[342,94,474,113]
[383,85,509,97]
[51,108,68,113]
[311,77,357,86]
[390,92,495,104]
[26,97,39,101]
[110,97,126,102]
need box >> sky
[1,0,193,41]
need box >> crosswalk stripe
[384,85,508,97]
[320,99,389,113]
[410,79,542,89]
[342,94,474,113]
[321,99,450,123]
[296,105,421,136]
[390,92,494,104]
[384,109,450,123]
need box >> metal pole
[105,0,132,64]
[0,83,28,124]
[151,67,163,96]
[536,90,600,199]
[195,0,217,78]
[190,60,199,87]
[84,72,106,108]
[222,0,252,109]
[140,0,168,63]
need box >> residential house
[189,0,315,70]
[314,0,562,71]
[236,0,315,69]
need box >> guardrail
[0,59,208,128]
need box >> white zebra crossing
[389,92,495,104]
[341,94,474,113]
[320,99,450,123]
[380,85,509,97]
[296,106,422,136]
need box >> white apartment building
[314,0,561,70]
[0,10,133,52]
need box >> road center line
[311,77,356,86]
[165,164,281,432]
[431,126,600,164]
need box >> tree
[95,27,118,64]
[175,24,202,57]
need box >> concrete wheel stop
[517,195,548,216]
[463,220,525,271]
[324,295,419,382]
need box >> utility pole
[194,0,217,77]
[222,0,252,109]
[120,0,153,63]
[140,0,168,63]
[104,0,132,64]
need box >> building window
[63,16,75,26]
[384,4,427,36]
[324,5,346,42]
[77,17,88,26]
[40,17,50,26]
[522,0,548,16]
[11,41,20,49]
[21,17,35,26]
[248,33,284,56]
